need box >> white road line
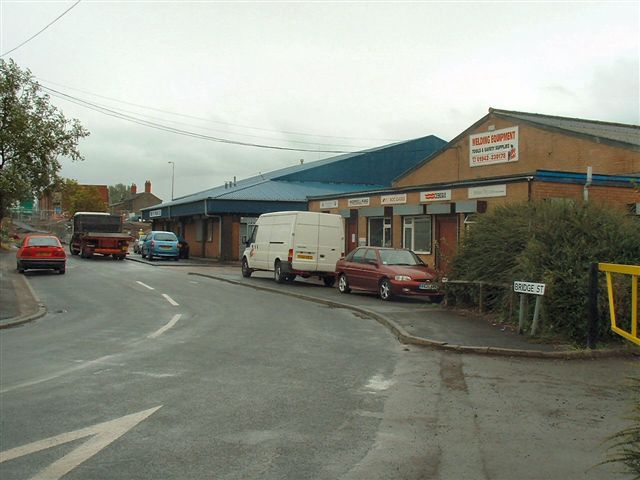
[162,294,179,306]
[0,355,117,394]
[148,314,182,339]
[136,281,154,290]
[0,406,162,480]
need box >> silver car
[134,234,147,254]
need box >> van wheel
[241,257,252,278]
[337,274,351,293]
[274,261,285,284]
[323,276,335,287]
[379,278,393,301]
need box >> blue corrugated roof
[143,134,445,211]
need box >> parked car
[335,247,443,301]
[241,211,344,285]
[16,234,67,274]
[177,235,189,259]
[141,231,179,261]
[133,234,147,254]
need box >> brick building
[141,135,446,260]
[110,181,162,220]
[308,109,640,272]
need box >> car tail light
[52,248,65,258]
[288,249,293,263]
[341,252,344,258]
[150,240,155,249]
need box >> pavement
[2,249,638,358]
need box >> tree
[0,59,89,222]
[109,183,130,204]
[58,179,107,216]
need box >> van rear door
[317,214,343,272]
[291,212,320,271]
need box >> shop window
[403,216,432,253]
[369,217,392,247]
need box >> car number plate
[160,245,171,249]
[419,283,438,290]
[297,254,313,260]
[36,252,50,257]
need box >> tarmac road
[0,254,637,479]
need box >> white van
[241,211,345,286]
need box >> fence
[598,262,640,346]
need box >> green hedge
[452,201,640,344]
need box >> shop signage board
[149,209,162,218]
[380,194,407,205]
[348,197,370,207]
[468,184,507,199]
[420,190,451,202]
[469,126,519,167]
[320,200,339,209]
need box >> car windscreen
[154,233,177,241]
[379,249,423,266]
[27,237,59,247]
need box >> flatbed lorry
[70,212,131,260]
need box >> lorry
[69,212,131,260]
[241,211,345,286]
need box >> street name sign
[513,281,546,296]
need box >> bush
[452,201,640,344]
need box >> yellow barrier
[599,263,640,345]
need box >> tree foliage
[58,179,107,216]
[0,59,89,220]
[452,200,640,343]
[109,183,130,204]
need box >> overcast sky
[1,1,638,204]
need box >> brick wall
[395,115,639,187]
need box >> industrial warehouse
[143,108,640,265]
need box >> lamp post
[168,161,175,200]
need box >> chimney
[145,180,151,193]
[131,183,137,195]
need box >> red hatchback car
[16,234,67,274]
[335,247,443,301]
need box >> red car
[16,234,67,274]
[335,247,443,301]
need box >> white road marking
[148,314,182,339]
[162,294,179,306]
[0,355,117,394]
[0,406,161,480]
[189,281,199,284]
[365,374,394,391]
[136,281,154,290]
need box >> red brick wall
[395,115,639,188]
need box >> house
[110,181,162,220]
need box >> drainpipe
[203,199,222,259]
[527,176,534,202]
[583,166,592,203]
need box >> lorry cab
[242,211,344,286]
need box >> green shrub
[452,201,640,344]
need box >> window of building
[403,216,432,253]
[368,217,392,247]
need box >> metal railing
[599,263,640,346]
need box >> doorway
[435,214,458,274]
